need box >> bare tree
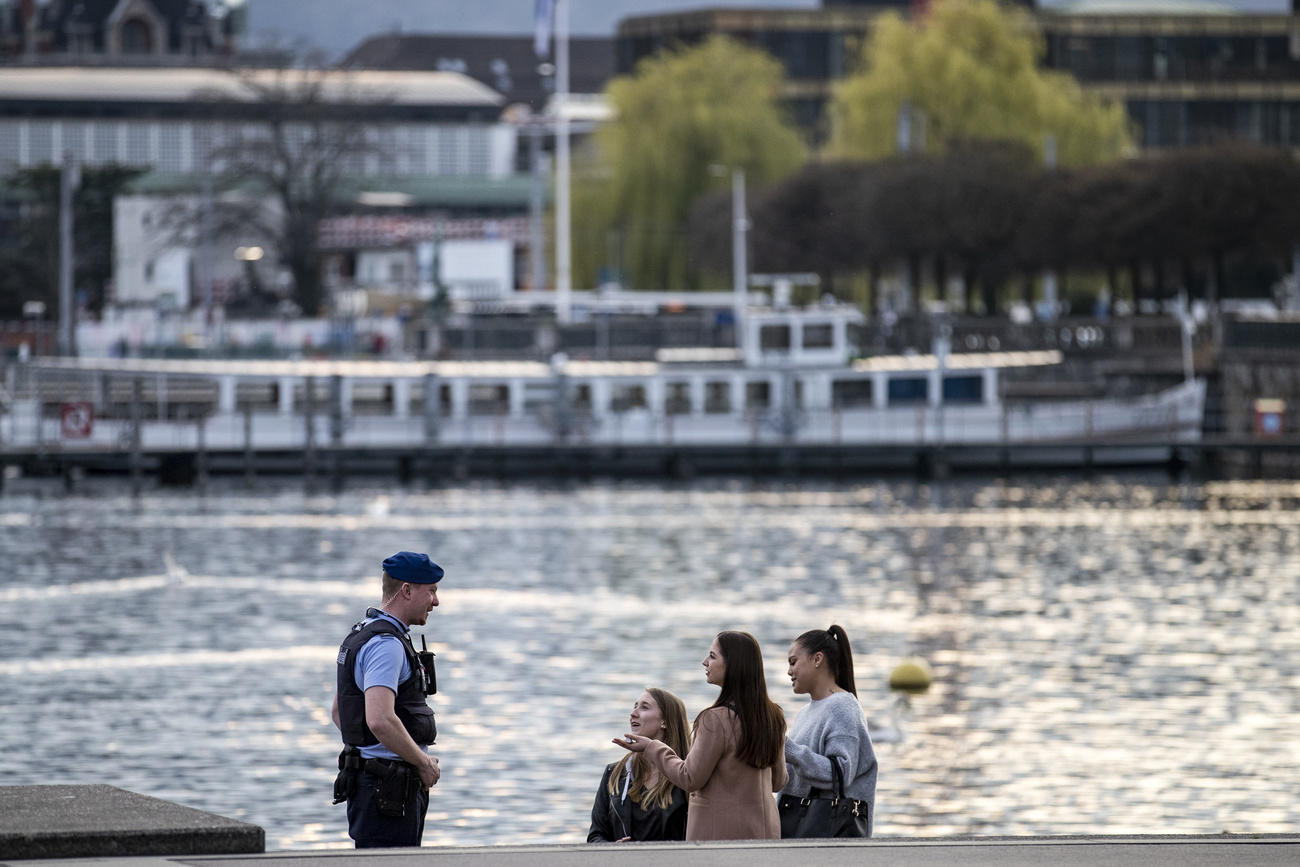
[195,66,390,316]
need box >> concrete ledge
[7,835,1298,867]
[0,786,264,861]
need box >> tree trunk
[1209,250,1225,309]
[934,255,948,309]
[868,263,881,318]
[1128,260,1144,312]
[962,264,978,315]
[981,279,999,317]
[292,256,323,317]
[908,253,922,313]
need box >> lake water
[1,474,1297,849]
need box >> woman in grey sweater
[779,625,877,837]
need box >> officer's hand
[419,756,440,790]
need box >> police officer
[331,552,443,848]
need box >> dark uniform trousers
[347,768,429,848]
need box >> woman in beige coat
[616,631,787,840]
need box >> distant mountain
[238,0,1289,61]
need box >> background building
[616,0,1300,148]
[0,0,238,63]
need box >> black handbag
[778,757,872,839]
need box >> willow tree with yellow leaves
[828,0,1133,166]
[573,36,806,291]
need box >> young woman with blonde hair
[587,687,690,842]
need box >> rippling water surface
[1,474,1298,848]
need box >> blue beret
[382,551,444,584]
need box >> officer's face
[405,582,439,626]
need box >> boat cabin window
[760,324,791,351]
[803,323,833,349]
[887,377,928,404]
[666,382,691,415]
[468,384,508,415]
[572,383,592,410]
[746,381,771,410]
[943,375,984,404]
[705,381,730,414]
[611,383,647,411]
[832,378,873,408]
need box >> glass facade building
[616,4,1300,150]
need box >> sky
[230,0,1294,60]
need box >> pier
[5,437,1300,489]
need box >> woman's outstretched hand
[613,734,650,753]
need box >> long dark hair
[795,624,857,697]
[700,630,786,769]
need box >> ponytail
[795,624,857,697]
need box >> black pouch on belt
[371,762,411,818]
[332,747,363,804]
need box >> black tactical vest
[336,609,437,748]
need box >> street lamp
[234,246,265,299]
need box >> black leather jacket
[587,762,688,842]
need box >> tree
[0,164,144,320]
[573,36,806,291]
[828,0,1133,167]
[195,66,386,316]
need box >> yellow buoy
[889,658,933,692]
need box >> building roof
[342,34,615,109]
[0,65,504,108]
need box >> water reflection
[0,475,1297,847]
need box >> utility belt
[333,747,422,817]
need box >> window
[887,377,928,404]
[121,18,154,54]
[943,375,983,404]
[745,381,771,410]
[803,323,833,349]
[704,381,730,414]
[158,123,184,172]
[611,383,647,411]
[468,384,508,415]
[832,378,873,408]
[665,382,691,415]
[760,324,790,351]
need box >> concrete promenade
[6,836,1299,867]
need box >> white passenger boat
[1,306,1205,453]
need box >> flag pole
[555,0,572,325]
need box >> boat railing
[0,381,1205,452]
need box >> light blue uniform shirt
[353,610,426,761]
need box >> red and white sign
[60,402,94,439]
